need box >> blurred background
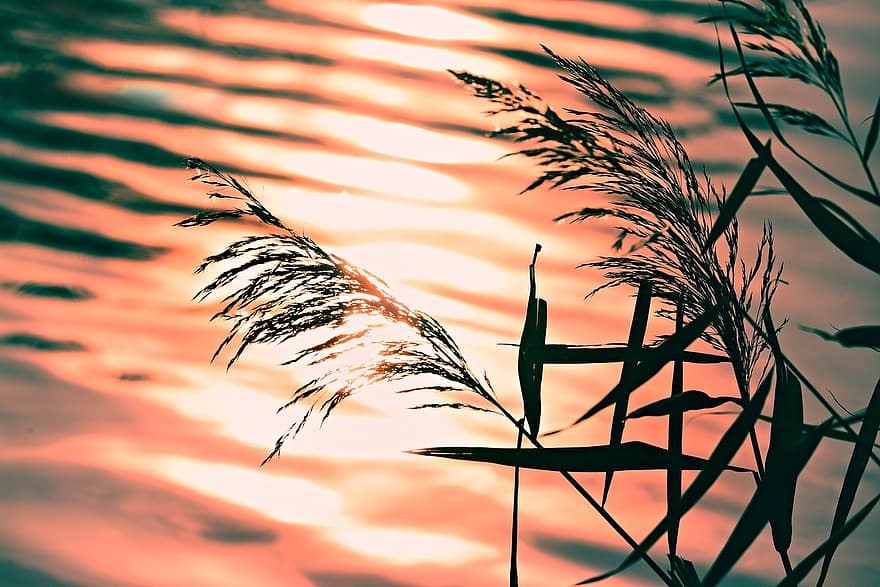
[1,1,878,585]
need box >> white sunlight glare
[360,3,501,41]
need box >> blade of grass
[667,300,684,558]
[778,493,880,587]
[534,345,730,365]
[518,245,543,435]
[814,197,880,245]
[801,324,880,349]
[411,441,752,472]
[702,140,771,253]
[702,423,825,586]
[576,368,774,584]
[604,281,652,505]
[863,96,880,162]
[629,390,742,419]
[816,377,880,586]
[720,411,875,446]
[763,312,804,565]
[547,300,724,436]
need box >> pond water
[1,1,878,586]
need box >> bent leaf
[628,390,742,419]
[518,245,545,435]
[779,493,880,587]
[802,324,880,349]
[816,378,880,586]
[410,441,751,473]
[864,96,880,162]
[604,281,652,504]
[763,311,804,556]
[533,344,729,365]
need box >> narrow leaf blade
[702,140,771,253]
[703,425,824,586]
[863,95,880,162]
[518,245,543,435]
[667,300,685,558]
[763,312,804,556]
[802,324,880,349]
[779,493,880,587]
[816,378,880,586]
[604,281,652,504]
[628,390,741,419]
[411,441,752,473]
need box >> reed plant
[180,0,879,584]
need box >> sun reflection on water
[360,3,502,41]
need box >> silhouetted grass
[183,0,879,585]
[179,158,500,463]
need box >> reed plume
[178,158,497,463]
[452,46,782,387]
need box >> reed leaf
[518,245,546,435]
[628,390,742,419]
[410,441,752,473]
[778,493,880,587]
[864,96,880,162]
[577,368,774,584]
[816,378,880,586]
[604,281,652,504]
[524,344,729,365]
[801,324,880,350]
[762,310,804,558]
[667,300,685,559]
[702,421,825,586]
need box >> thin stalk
[667,299,685,559]
[510,419,524,587]
[484,395,675,586]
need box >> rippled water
[2,1,878,586]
